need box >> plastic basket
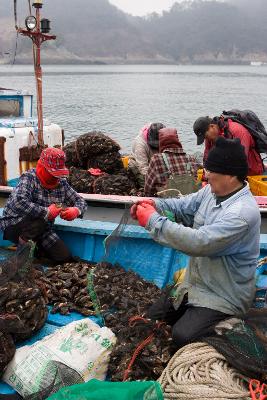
[197,168,203,182]
[121,156,129,169]
[248,175,267,196]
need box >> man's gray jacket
[146,184,261,315]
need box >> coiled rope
[158,342,251,399]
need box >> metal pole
[35,6,44,146]
[17,0,56,148]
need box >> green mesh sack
[204,308,267,381]
[47,379,163,400]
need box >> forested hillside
[0,0,266,64]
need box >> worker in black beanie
[205,137,248,178]
[131,136,260,349]
[204,136,248,198]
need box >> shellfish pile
[67,167,95,193]
[68,168,141,196]
[93,172,136,196]
[39,260,175,381]
[0,244,47,375]
[0,244,174,380]
[64,132,123,174]
[91,263,176,381]
[64,132,143,196]
[34,261,95,316]
[0,282,47,342]
[0,332,15,376]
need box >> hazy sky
[109,0,180,16]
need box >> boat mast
[17,0,56,146]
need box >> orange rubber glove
[60,207,80,221]
[47,204,62,221]
[130,199,156,220]
[136,203,156,227]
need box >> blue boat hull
[0,212,266,395]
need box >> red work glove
[136,203,156,227]
[130,199,156,220]
[60,207,80,221]
[47,204,62,221]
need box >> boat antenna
[13,0,18,29]
[16,0,56,147]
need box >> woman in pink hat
[0,147,87,263]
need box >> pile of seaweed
[0,244,47,376]
[38,261,175,381]
[64,132,143,196]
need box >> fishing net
[68,168,139,196]
[0,242,48,376]
[63,132,121,171]
[34,260,95,316]
[0,243,47,337]
[102,206,133,264]
[65,132,143,194]
[102,206,181,284]
[67,167,95,193]
[93,172,136,196]
[24,361,84,400]
[0,331,15,377]
[46,379,163,400]
[204,308,267,381]
[19,145,43,162]
[86,151,123,174]
[35,257,171,382]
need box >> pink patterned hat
[39,148,69,177]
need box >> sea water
[1,64,267,154]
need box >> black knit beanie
[205,137,248,177]
[147,122,166,149]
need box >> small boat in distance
[250,61,265,66]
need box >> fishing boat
[0,87,62,187]
[250,61,264,66]
[0,207,265,395]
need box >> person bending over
[128,122,165,187]
[144,128,198,197]
[193,115,263,177]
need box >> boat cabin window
[0,99,20,117]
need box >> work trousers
[147,293,230,348]
[3,216,72,264]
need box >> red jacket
[203,119,263,176]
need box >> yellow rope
[158,342,251,399]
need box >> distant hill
[0,0,267,64]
